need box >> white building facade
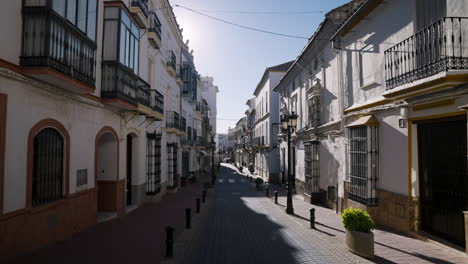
[0,0,216,260]
[252,62,293,183]
[275,0,468,251]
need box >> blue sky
[170,0,350,134]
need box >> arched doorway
[126,133,138,206]
[95,127,121,219]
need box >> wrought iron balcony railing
[151,89,164,115]
[167,51,177,70]
[385,17,468,90]
[166,111,180,130]
[21,8,96,87]
[148,11,162,39]
[131,0,149,18]
[101,61,139,105]
[180,116,187,133]
[137,78,151,108]
[252,136,265,147]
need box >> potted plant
[342,208,375,258]
[255,177,264,190]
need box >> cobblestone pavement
[12,175,212,264]
[238,165,468,264]
[181,164,373,264]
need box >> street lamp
[281,111,298,215]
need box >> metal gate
[417,115,467,247]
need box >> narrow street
[175,164,468,264]
[180,164,370,264]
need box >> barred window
[308,97,320,128]
[168,143,178,188]
[146,132,161,195]
[348,126,379,206]
[32,128,65,207]
[305,142,320,195]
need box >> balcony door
[415,0,446,31]
[417,115,467,247]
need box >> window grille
[32,128,64,207]
[304,142,320,195]
[348,126,379,206]
[167,143,178,188]
[146,132,161,195]
[308,97,320,128]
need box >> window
[308,97,320,128]
[146,132,161,195]
[348,126,379,206]
[119,9,140,74]
[52,0,97,40]
[32,128,65,207]
[358,45,376,87]
[305,142,319,195]
[168,143,178,188]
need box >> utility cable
[174,5,309,40]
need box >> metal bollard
[274,191,278,204]
[202,190,207,203]
[165,226,174,258]
[196,198,201,213]
[185,208,191,229]
[265,186,269,197]
[310,208,316,229]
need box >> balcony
[101,61,139,110]
[180,116,187,135]
[176,67,184,87]
[165,51,177,77]
[130,0,149,28]
[165,111,181,134]
[20,8,96,94]
[252,136,265,148]
[150,89,164,120]
[384,17,468,96]
[147,11,162,49]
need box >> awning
[345,115,379,128]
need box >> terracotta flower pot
[345,230,374,259]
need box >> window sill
[360,81,380,90]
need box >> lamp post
[281,111,298,215]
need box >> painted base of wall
[0,189,97,262]
[342,184,410,234]
[97,180,125,216]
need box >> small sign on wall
[77,169,88,187]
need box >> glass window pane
[119,23,126,64]
[66,0,77,25]
[77,0,87,32]
[134,38,139,73]
[86,0,97,40]
[121,9,131,27]
[129,35,134,69]
[125,29,130,66]
[52,0,66,17]
[104,6,119,19]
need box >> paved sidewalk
[12,176,213,264]
[238,166,468,264]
